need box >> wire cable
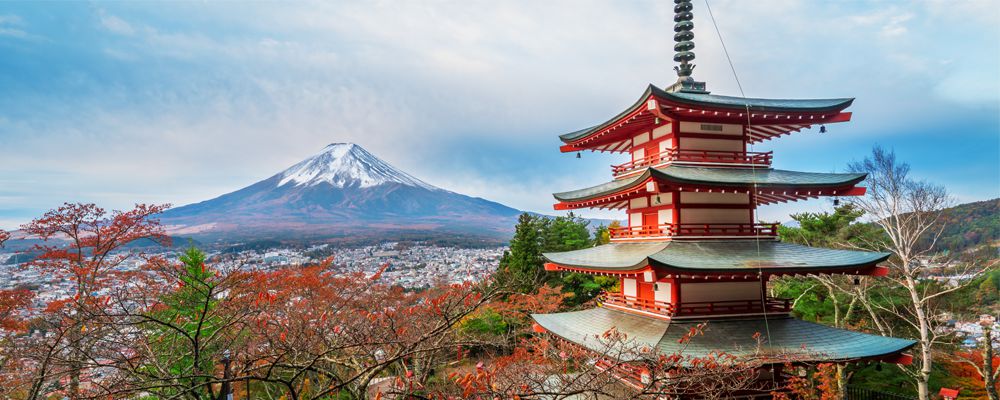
[702,0,777,383]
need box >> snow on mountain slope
[277,143,438,190]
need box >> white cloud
[0,0,997,228]
[98,10,135,35]
[879,13,913,38]
[0,14,27,38]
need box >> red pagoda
[531,0,916,393]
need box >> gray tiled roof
[663,89,854,113]
[552,166,866,202]
[543,241,890,273]
[532,308,668,361]
[542,242,667,271]
[658,167,866,188]
[532,307,915,363]
[658,316,915,360]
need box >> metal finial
[673,0,695,79]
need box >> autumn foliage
[0,203,805,399]
[773,363,841,400]
[945,351,1000,399]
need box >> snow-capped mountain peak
[277,143,438,190]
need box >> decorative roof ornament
[667,0,708,93]
[673,0,695,78]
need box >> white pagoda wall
[678,137,742,152]
[681,281,761,303]
[680,208,749,224]
[680,192,749,204]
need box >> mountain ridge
[158,143,523,243]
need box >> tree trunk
[984,324,999,400]
[905,274,932,400]
[69,290,85,400]
[836,364,847,399]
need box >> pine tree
[498,213,545,293]
[142,247,225,399]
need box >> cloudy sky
[1,0,998,229]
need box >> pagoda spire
[667,0,707,93]
[673,0,695,79]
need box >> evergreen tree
[498,213,546,293]
[777,203,882,248]
[541,213,590,252]
[141,247,225,399]
[498,212,616,304]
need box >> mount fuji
[159,143,523,243]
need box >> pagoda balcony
[600,292,793,317]
[611,149,773,177]
[608,222,779,241]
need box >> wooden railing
[675,298,792,316]
[612,149,773,176]
[600,292,675,315]
[609,223,779,240]
[600,292,792,317]
[845,386,917,400]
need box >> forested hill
[936,198,999,252]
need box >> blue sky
[0,0,997,229]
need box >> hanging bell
[833,198,840,206]
[576,152,582,159]
[853,276,861,285]
[819,125,827,133]
[875,363,883,371]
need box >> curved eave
[552,169,651,203]
[542,242,667,272]
[657,316,917,363]
[648,253,891,275]
[532,309,917,364]
[542,241,891,275]
[558,85,656,144]
[552,166,867,207]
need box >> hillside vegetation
[935,198,1000,253]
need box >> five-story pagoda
[531,0,916,391]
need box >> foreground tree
[950,315,1000,400]
[774,363,840,400]
[19,203,169,399]
[1,208,880,399]
[240,262,504,399]
[774,204,888,392]
[429,325,790,399]
[0,231,31,331]
[848,147,993,399]
[98,246,254,399]
[0,230,35,399]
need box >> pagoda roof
[559,84,854,146]
[552,165,866,203]
[664,89,853,114]
[542,241,890,274]
[532,307,915,363]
